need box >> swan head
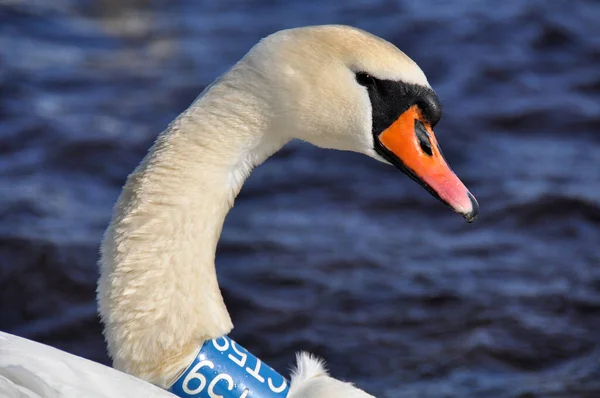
[245,25,478,222]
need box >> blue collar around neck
[169,336,290,398]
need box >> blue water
[1,1,600,397]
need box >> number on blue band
[169,336,289,398]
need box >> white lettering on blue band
[169,336,289,398]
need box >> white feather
[288,353,375,398]
[290,352,329,384]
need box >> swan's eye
[415,120,433,156]
[356,72,376,87]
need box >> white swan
[1,25,478,397]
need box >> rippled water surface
[1,1,600,397]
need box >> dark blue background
[1,1,599,397]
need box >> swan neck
[98,75,286,387]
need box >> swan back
[0,332,173,398]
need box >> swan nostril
[414,119,433,156]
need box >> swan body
[4,25,478,398]
[0,332,373,397]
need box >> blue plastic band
[169,336,289,398]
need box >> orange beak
[375,105,479,222]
